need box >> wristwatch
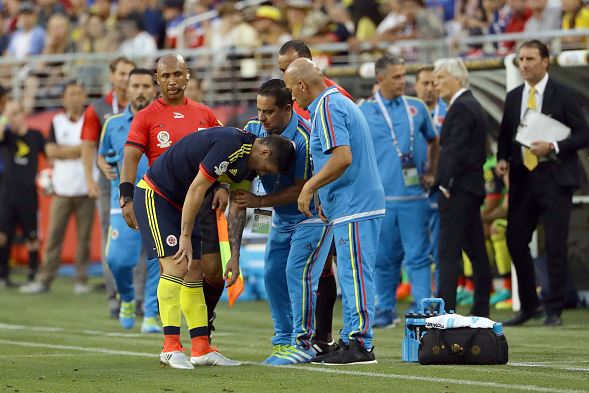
[218,182,230,191]
[119,196,133,208]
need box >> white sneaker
[19,281,48,294]
[74,283,91,295]
[159,351,194,369]
[190,351,241,366]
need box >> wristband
[119,182,134,199]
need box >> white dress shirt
[519,73,558,154]
[449,88,468,106]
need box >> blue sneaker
[271,345,316,365]
[373,309,400,328]
[262,345,289,364]
[119,301,136,329]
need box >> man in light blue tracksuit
[285,59,385,365]
[235,79,327,365]
[415,65,448,291]
[359,55,439,327]
[99,69,161,332]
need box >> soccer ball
[36,168,54,196]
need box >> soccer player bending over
[131,127,294,369]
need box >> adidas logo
[229,168,238,176]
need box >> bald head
[157,54,187,72]
[283,58,327,110]
[284,58,323,87]
[156,54,190,105]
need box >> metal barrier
[0,29,587,116]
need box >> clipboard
[515,109,570,148]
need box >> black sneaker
[311,339,347,362]
[313,340,377,365]
[208,311,216,343]
[312,338,340,356]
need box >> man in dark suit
[434,58,491,317]
[497,40,589,326]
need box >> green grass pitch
[1,276,588,393]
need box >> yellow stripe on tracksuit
[104,225,113,258]
[298,226,329,345]
[296,127,311,180]
[348,223,364,332]
[319,102,331,151]
[143,187,165,257]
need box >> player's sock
[28,250,39,281]
[180,280,210,357]
[158,274,183,352]
[203,279,224,321]
[315,269,337,343]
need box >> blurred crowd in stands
[0,0,587,61]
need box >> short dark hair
[129,68,156,84]
[258,79,293,108]
[415,65,434,82]
[518,40,550,60]
[279,40,312,59]
[260,134,295,174]
[62,80,85,95]
[374,54,405,77]
[109,56,136,73]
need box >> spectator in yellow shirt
[561,0,589,49]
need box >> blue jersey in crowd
[244,111,317,231]
[99,106,149,211]
[307,86,385,225]
[145,127,257,206]
[359,94,437,200]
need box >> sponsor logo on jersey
[173,112,184,119]
[214,161,229,176]
[166,235,177,247]
[157,130,172,148]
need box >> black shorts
[134,185,202,261]
[0,189,38,240]
[198,190,220,255]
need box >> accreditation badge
[401,153,419,187]
[252,209,272,235]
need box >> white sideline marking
[1,340,587,393]
[0,353,110,358]
[509,362,589,373]
[0,323,232,338]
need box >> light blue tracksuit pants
[264,222,328,348]
[375,198,432,315]
[106,214,159,318]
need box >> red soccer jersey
[80,91,126,142]
[293,77,353,120]
[126,97,221,165]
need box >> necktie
[523,86,538,171]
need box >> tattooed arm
[173,172,214,264]
[225,192,247,286]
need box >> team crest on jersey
[166,235,177,247]
[229,168,238,176]
[157,131,172,148]
[409,106,418,116]
[214,161,229,176]
[436,115,445,127]
[111,229,119,240]
[173,112,184,119]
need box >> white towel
[424,314,496,329]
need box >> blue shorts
[134,181,202,260]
